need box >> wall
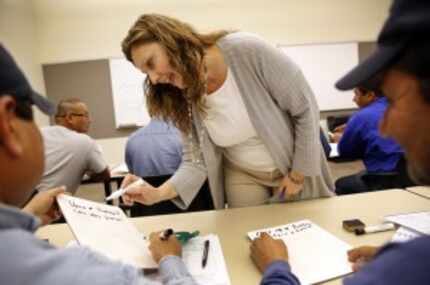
[5,0,391,165]
[0,0,48,126]
[33,0,391,63]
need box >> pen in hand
[202,239,210,268]
[105,178,146,201]
[160,228,174,241]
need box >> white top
[35,126,107,194]
[203,69,277,172]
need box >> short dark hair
[357,83,384,98]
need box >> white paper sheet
[144,234,231,285]
[329,143,339,158]
[391,226,423,243]
[110,162,129,176]
[248,220,352,285]
[57,194,157,268]
[385,211,430,235]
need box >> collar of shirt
[0,204,40,232]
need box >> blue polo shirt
[125,119,182,177]
[338,97,403,172]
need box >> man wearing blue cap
[0,45,197,284]
[250,0,430,284]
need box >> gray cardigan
[170,32,334,209]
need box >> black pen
[202,239,210,268]
[160,228,174,241]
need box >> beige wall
[3,0,392,164]
[0,0,48,126]
[34,0,390,63]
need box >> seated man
[332,85,409,195]
[35,98,110,194]
[250,1,430,284]
[125,118,182,177]
[0,44,196,285]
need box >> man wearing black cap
[251,0,430,284]
[0,45,197,284]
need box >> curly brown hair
[122,14,229,133]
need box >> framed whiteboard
[280,43,358,111]
[109,58,150,128]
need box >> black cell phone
[342,219,365,232]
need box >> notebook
[57,194,157,268]
[248,220,352,285]
[385,211,430,235]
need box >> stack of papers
[385,211,430,235]
[248,220,352,285]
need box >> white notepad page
[385,211,430,235]
[57,194,157,268]
[145,234,231,285]
[248,220,352,285]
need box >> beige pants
[224,160,284,208]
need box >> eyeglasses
[56,113,90,118]
[69,113,90,118]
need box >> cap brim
[30,91,55,115]
[335,43,405,90]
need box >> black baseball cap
[0,44,55,115]
[336,0,430,90]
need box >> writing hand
[250,232,289,273]
[122,183,163,206]
[333,124,347,133]
[148,230,182,263]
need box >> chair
[361,156,416,190]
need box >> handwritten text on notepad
[254,220,313,238]
[67,199,123,222]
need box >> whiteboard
[109,58,150,128]
[280,43,358,111]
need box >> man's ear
[0,96,24,157]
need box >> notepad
[391,226,422,243]
[248,220,352,285]
[329,143,339,158]
[145,234,231,285]
[385,211,430,235]
[56,194,157,268]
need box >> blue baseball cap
[0,44,55,115]
[336,0,430,90]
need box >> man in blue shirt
[333,86,408,195]
[125,118,182,177]
[250,0,430,284]
[0,45,197,285]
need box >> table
[405,186,430,199]
[36,189,430,284]
[81,172,126,204]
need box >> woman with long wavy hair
[120,14,334,210]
